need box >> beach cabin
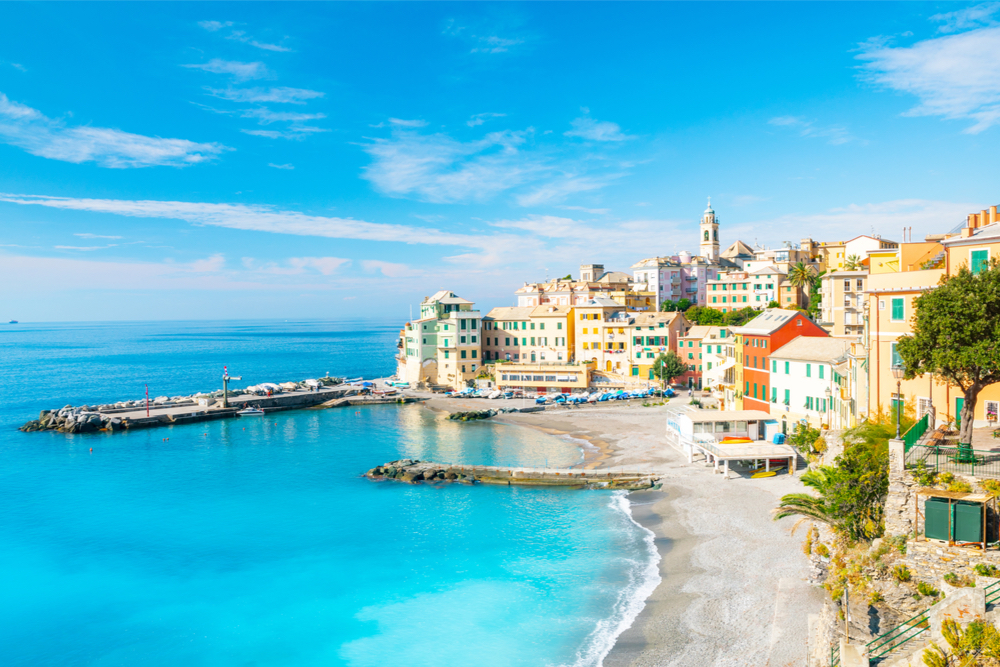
[665,407,797,476]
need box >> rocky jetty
[366,460,475,484]
[366,459,660,490]
[20,406,125,434]
[446,408,521,421]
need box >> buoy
[89,447,93,453]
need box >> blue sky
[2,2,999,321]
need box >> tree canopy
[660,298,691,312]
[896,258,1000,444]
[653,351,687,384]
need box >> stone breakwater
[18,377,366,434]
[446,409,520,421]
[366,459,660,490]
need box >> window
[557,322,563,330]
[772,360,777,373]
[819,366,824,380]
[462,365,466,373]
[539,323,545,330]
[505,337,510,346]
[890,297,904,322]
[522,338,527,346]
[712,296,717,303]
[783,389,789,405]
[771,387,777,403]
[460,319,467,330]
[891,342,903,367]
[762,384,767,401]
[444,350,449,359]
[807,397,813,410]
[460,335,466,344]
[972,249,989,275]
[530,337,535,346]
[472,351,477,359]
[753,383,758,398]
[461,350,467,359]
[806,364,811,377]
[471,335,477,343]
[530,322,535,330]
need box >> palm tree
[787,261,813,309]
[844,254,862,271]
[772,467,838,527]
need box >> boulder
[444,472,458,480]
[400,472,420,483]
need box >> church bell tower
[700,197,719,262]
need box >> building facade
[769,337,851,430]
[819,270,867,337]
[397,291,483,390]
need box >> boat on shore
[237,407,265,416]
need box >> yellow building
[494,361,592,394]
[706,266,807,312]
[819,270,867,337]
[868,206,1000,429]
[482,305,574,364]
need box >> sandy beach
[424,395,825,666]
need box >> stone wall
[884,439,917,537]
[902,541,1000,583]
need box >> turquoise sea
[0,320,658,667]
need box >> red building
[732,309,828,413]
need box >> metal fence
[866,608,930,665]
[903,414,930,452]
[906,443,1000,480]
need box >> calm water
[0,320,657,667]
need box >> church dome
[704,197,714,214]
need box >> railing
[830,642,840,667]
[903,414,931,452]
[866,608,930,664]
[906,443,1000,480]
[985,579,1000,606]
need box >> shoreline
[423,397,825,666]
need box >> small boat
[237,407,265,416]
[751,470,777,479]
[8,320,17,324]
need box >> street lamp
[892,363,905,439]
[824,386,832,430]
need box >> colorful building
[769,337,852,430]
[481,305,574,364]
[397,291,483,390]
[819,270,867,337]
[729,309,829,413]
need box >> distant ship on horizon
[8,320,17,324]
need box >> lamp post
[892,363,905,439]
[824,386,832,430]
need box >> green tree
[767,300,780,308]
[659,298,691,312]
[788,261,816,310]
[773,419,890,542]
[845,255,862,271]
[722,307,758,327]
[896,259,1000,445]
[684,305,723,325]
[653,351,687,385]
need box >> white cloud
[243,256,350,275]
[0,192,509,249]
[767,116,859,145]
[189,253,226,272]
[198,20,233,32]
[240,107,325,125]
[0,92,229,168]
[226,30,292,53]
[362,127,544,203]
[205,86,324,104]
[74,233,122,239]
[735,199,978,245]
[557,205,610,215]
[564,116,635,142]
[467,112,506,127]
[242,127,329,140]
[361,260,423,278]
[471,36,524,54]
[388,118,428,128]
[183,59,270,82]
[857,26,1000,133]
[515,174,619,207]
[930,2,1000,33]
[54,244,117,251]
[443,19,526,54]
[268,163,294,170]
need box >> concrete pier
[367,459,660,490]
[20,384,424,434]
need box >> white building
[768,336,851,430]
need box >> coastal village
[395,200,1000,667]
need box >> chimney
[992,205,997,224]
[969,213,976,229]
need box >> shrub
[975,563,1000,577]
[813,436,828,454]
[917,581,940,597]
[939,472,955,485]
[868,590,885,605]
[943,572,976,588]
[909,460,938,487]
[893,565,912,582]
[815,543,830,558]
[982,480,1000,497]
[948,479,973,493]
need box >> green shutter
[972,249,989,275]
[891,297,904,321]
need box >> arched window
[714,230,719,241]
[704,230,709,241]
